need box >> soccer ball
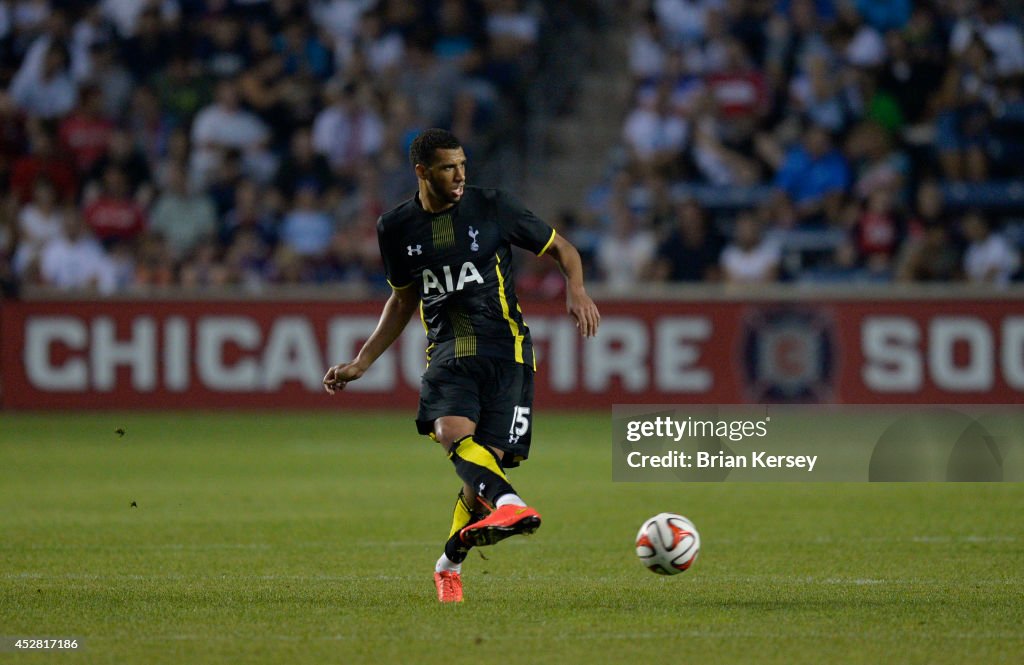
[635,513,700,575]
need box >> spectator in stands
[179,242,232,289]
[961,210,1020,286]
[595,205,656,294]
[896,220,962,283]
[855,0,910,33]
[622,83,689,177]
[767,123,850,227]
[126,85,173,171]
[354,9,406,77]
[84,40,134,121]
[9,128,78,205]
[279,183,333,260]
[58,84,115,173]
[311,80,384,186]
[628,9,666,83]
[788,52,848,134]
[705,37,769,134]
[198,13,248,80]
[276,17,333,80]
[651,197,723,282]
[238,51,296,148]
[38,210,116,294]
[86,128,154,204]
[222,178,279,249]
[845,121,909,202]
[149,164,217,261]
[190,79,273,188]
[12,177,65,278]
[274,126,333,201]
[934,35,1000,182]
[849,188,904,277]
[82,165,147,245]
[133,231,175,288]
[154,53,212,126]
[117,5,174,82]
[720,211,780,283]
[877,26,944,128]
[950,0,1024,79]
[9,40,77,119]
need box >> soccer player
[323,128,600,603]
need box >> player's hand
[567,288,600,338]
[322,361,366,395]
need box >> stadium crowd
[0,0,568,295]
[563,0,1024,292]
[0,0,1022,297]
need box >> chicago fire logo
[742,307,835,402]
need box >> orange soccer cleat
[434,570,463,603]
[459,504,542,547]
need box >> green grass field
[1,412,1022,664]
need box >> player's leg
[435,416,521,508]
[456,360,541,547]
[433,481,485,604]
[438,483,491,569]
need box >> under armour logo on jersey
[407,245,422,255]
[468,226,479,251]
[478,482,486,495]
[509,434,520,445]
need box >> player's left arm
[544,233,600,338]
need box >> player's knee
[434,417,475,452]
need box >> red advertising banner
[1,298,1022,409]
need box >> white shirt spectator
[596,220,656,294]
[9,47,78,119]
[951,17,1024,77]
[654,0,719,44]
[487,7,539,44]
[312,103,384,171]
[964,233,1020,286]
[190,99,271,185]
[623,105,688,162]
[846,25,886,68]
[629,24,665,79]
[721,239,781,283]
[313,0,374,44]
[18,203,64,247]
[13,204,65,276]
[192,104,269,153]
[39,234,117,294]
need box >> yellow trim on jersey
[453,437,508,481]
[419,302,436,366]
[388,279,415,290]
[537,228,557,257]
[494,253,524,364]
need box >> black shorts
[416,356,535,467]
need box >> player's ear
[414,163,429,180]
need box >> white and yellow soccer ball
[635,513,700,575]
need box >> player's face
[421,148,467,207]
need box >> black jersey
[377,186,556,367]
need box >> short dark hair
[409,128,462,167]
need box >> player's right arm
[323,284,420,394]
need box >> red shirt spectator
[83,167,147,242]
[59,86,116,173]
[10,131,79,204]
[705,39,767,119]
